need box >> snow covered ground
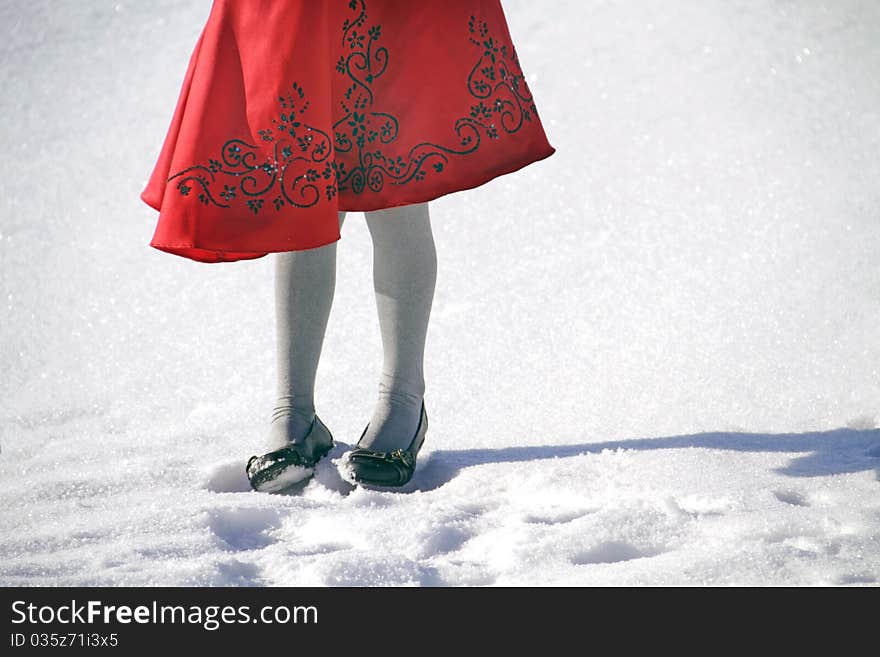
[1,0,879,585]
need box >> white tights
[266,202,437,453]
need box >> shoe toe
[253,462,314,493]
[246,448,311,492]
[347,451,411,486]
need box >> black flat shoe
[246,415,334,493]
[345,400,428,488]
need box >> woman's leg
[359,202,437,452]
[265,211,347,450]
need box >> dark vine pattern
[465,14,539,135]
[166,0,538,214]
[166,81,337,214]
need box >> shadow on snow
[413,427,880,492]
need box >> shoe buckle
[389,449,413,468]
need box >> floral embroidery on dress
[166,82,336,213]
[166,0,541,214]
[465,15,539,133]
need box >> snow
[1,0,879,585]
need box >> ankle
[356,387,424,453]
[266,397,316,448]
[377,374,424,408]
[271,406,315,425]
[377,388,423,412]
[271,394,315,423]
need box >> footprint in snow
[571,541,660,565]
[773,490,810,507]
[523,508,594,525]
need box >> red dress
[140,0,556,263]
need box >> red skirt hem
[146,143,555,263]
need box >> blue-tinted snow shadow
[414,427,880,492]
